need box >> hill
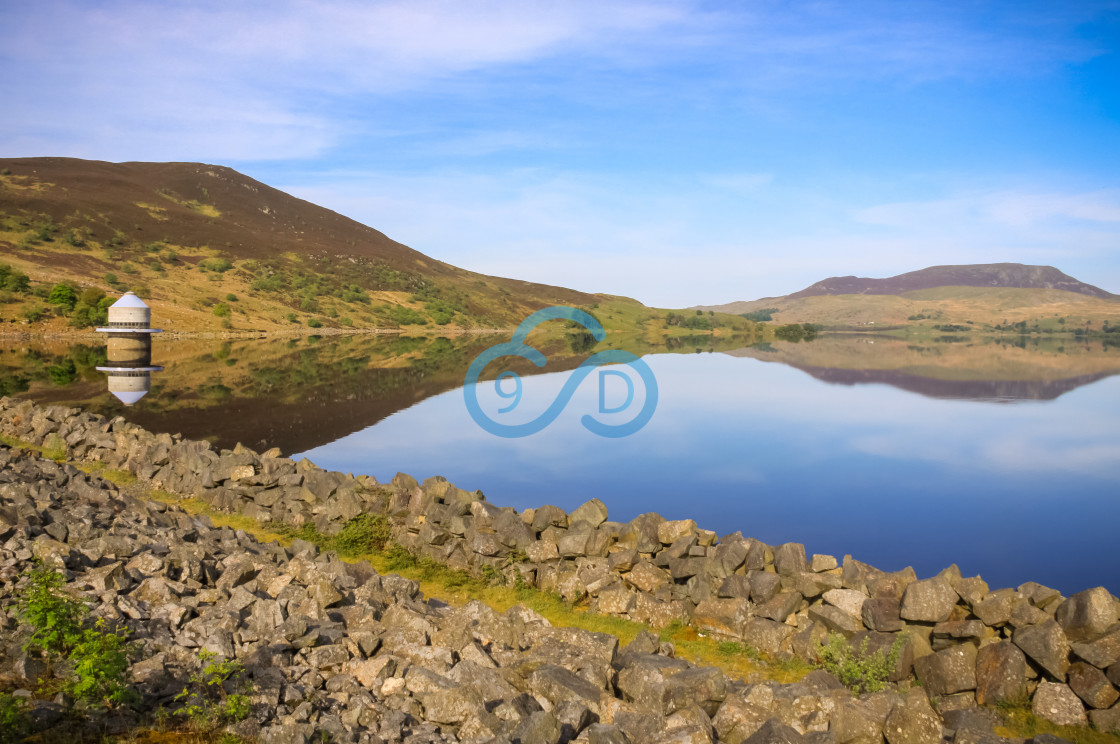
[0,157,679,334]
[695,263,1120,332]
[785,263,1114,300]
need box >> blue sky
[2,1,1119,306]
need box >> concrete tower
[96,292,163,405]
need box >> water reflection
[4,331,1119,591]
[95,335,163,405]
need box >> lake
[4,330,1119,595]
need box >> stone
[831,700,883,744]
[807,605,863,638]
[571,498,609,528]
[756,592,804,624]
[744,718,805,744]
[659,519,698,545]
[713,685,779,744]
[719,575,753,600]
[810,555,838,572]
[972,589,1014,628]
[1067,661,1119,709]
[532,504,569,532]
[751,572,783,604]
[513,710,564,744]
[974,641,1027,706]
[1089,704,1120,733]
[900,578,958,623]
[1071,625,1120,669]
[1013,620,1071,680]
[862,597,904,633]
[693,598,752,638]
[883,692,941,744]
[913,644,976,696]
[625,561,672,593]
[823,589,868,619]
[661,667,728,716]
[587,723,634,744]
[742,619,795,657]
[773,544,809,577]
[1031,681,1087,726]
[1055,588,1120,643]
[950,576,989,608]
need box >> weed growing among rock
[174,649,253,729]
[816,632,905,694]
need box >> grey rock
[913,644,976,696]
[1013,620,1071,680]
[807,605,863,638]
[1089,703,1120,733]
[900,578,958,623]
[1066,661,1119,709]
[1071,625,1120,669]
[1031,681,1087,726]
[744,718,805,744]
[1055,588,1120,644]
[862,597,904,633]
[883,692,941,744]
[773,544,809,577]
[661,666,728,716]
[571,498,609,528]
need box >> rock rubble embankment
[1,397,1119,742]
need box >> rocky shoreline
[1,397,1118,743]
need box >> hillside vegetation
[696,264,1120,335]
[0,158,757,339]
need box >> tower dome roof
[110,292,149,309]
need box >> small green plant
[225,293,238,302]
[307,317,322,328]
[104,272,119,284]
[212,303,231,318]
[65,618,136,707]
[816,632,905,694]
[17,562,88,656]
[174,649,252,728]
[331,514,391,557]
[0,693,30,744]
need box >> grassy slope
[0,161,757,338]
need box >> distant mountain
[694,263,1120,330]
[785,263,1114,300]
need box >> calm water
[5,333,1119,594]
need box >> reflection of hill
[3,332,758,453]
[725,336,1120,402]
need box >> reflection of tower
[95,292,163,405]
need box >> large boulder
[1055,588,1120,644]
[1012,619,1071,680]
[1067,661,1120,709]
[883,691,941,744]
[1071,625,1120,669]
[974,641,1027,706]
[900,578,958,623]
[1031,681,1087,726]
[913,644,976,697]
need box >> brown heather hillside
[694,264,1120,332]
[0,157,611,333]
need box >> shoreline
[1,396,1118,739]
